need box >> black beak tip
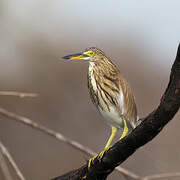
[62,55,70,59]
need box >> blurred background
[0,0,180,180]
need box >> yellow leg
[100,126,117,155]
[106,127,117,148]
[119,119,129,140]
[88,126,117,169]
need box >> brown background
[0,1,180,180]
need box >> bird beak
[62,53,90,60]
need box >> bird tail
[134,116,142,128]
[130,116,142,129]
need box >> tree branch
[51,44,180,180]
[0,140,26,180]
[0,147,13,180]
[0,108,96,157]
[142,172,180,180]
[0,91,38,98]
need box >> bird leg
[98,126,117,158]
[119,118,129,140]
[88,126,117,169]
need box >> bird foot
[98,146,111,159]
[88,155,97,169]
[88,146,111,169]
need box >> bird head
[62,47,106,61]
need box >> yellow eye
[88,51,94,56]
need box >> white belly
[99,106,123,128]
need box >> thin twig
[142,172,180,180]
[0,140,26,180]
[0,91,38,98]
[0,148,13,180]
[116,166,140,179]
[0,107,139,179]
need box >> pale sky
[1,0,180,69]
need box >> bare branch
[0,140,26,180]
[0,91,38,98]
[0,148,13,180]
[143,172,180,180]
[116,166,140,179]
[0,107,138,179]
[0,107,94,156]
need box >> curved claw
[88,146,112,169]
[88,155,97,169]
[98,146,111,159]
